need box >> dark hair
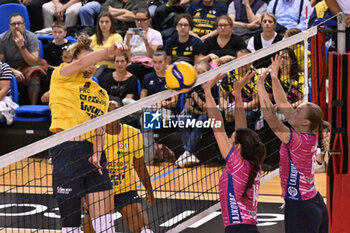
[135,8,151,19]
[152,50,167,60]
[9,13,24,23]
[109,95,123,107]
[216,15,233,28]
[69,34,93,60]
[173,13,194,29]
[114,53,129,63]
[235,128,266,200]
[280,48,299,80]
[96,11,116,46]
[52,20,67,31]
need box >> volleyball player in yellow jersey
[103,96,154,233]
[49,35,128,233]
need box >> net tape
[0,26,317,169]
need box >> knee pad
[57,197,82,227]
[28,77,40,93]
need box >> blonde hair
[261,13,277,25]
[69,34,93,60]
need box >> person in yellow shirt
[49,34,128,233]
[85,95,155,233]
[219,49,261,128]
[90,11,123,78]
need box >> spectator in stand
[42,21,71,100]
[265,48,304,109]
[0,62,18,125]
[44,21,70,69]
[42,0,82,28]
[266,0,312,32]
[0,13,48,105]
[247,13,283,68]
[98,53,139,105]
[101,0,147,37]
[90,11,123,80]
[175,60,210,168]
[79,0,105,32]
[0,0,50,32]
[284,28,310,71]
[198,15,246,66]
[140,51,178,163]
[125,8,162,83]
[227,0,267,39]
[152,0,190,33]
[325,0,350,51]
[187,0,227,41]
[165,13,202,65]
[219,49,261,129]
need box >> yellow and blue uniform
[49,63,112,227]
[104,124,144,210]
[105,124,143,195]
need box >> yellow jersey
[90,33,123,69]
[104,124,143,195]
[49,63,109,138]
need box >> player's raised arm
[269,55,296,121]
[203,73,232,159]
[257,69,290,144]
[231,71,256,129]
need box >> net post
[303,34,309,103]
[337,12,346,54]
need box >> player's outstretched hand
[107,42,129,56]
[232,70,255,97]
[202,72,226,93]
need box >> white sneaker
[185,154,200,167]
[175,151,191,168]
[315,162,325,173]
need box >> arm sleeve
[199,38,210,55]
[193,38,203,55]
[266,0,275,13]
[246,36,255,53]
[227,2,236,15]
[256,3,268,15]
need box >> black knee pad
[57,197,82,227]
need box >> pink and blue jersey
[280,128,318,201]
[219,146,260,227]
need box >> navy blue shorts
[114,190,142,211]
[225,224,259,233]
[51,141,113,226]
[285,192,329,233]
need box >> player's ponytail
[69,34,93,60]
[235,128,266,199]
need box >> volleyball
[165,61,197,92]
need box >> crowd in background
[0,0,348,167]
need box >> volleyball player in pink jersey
[203,72,266,233]
[257,55,329,233]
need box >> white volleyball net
[0,25,322,233]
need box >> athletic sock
[92,213,115,233]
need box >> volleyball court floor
[0,159,327,233]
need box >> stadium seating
[0,3,30,34]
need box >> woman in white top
[247,13,283,68]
